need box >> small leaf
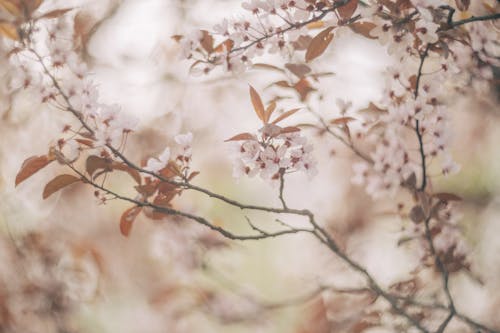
[306,20,325,29]
[330,116,356,125]
[135,184,158,197]
[271,108,301,125]
[224,133,257,142]
[264,101,276,123]
[119,206,142,237]
[112,163,142,184]
[280,126,301,134]
[0,0,21,16]
[171,34,183,42]
[337,0,359,20]
[293,78,315,101]
[455,0,470,11]
[214,38,234,53]
[291,35,312,50]
[409,205,425,223]
[15,155,53,186]
[249,85,266,122]
[86,155,111,177]
[433,192,462,202]
[285,63,311,78]
[305,26,334,62]
[252,63,285,73]
[358,102,387,115]
[75,138,94,147]
[0,22,19,40]
[188,171,200,181]
[42,174,80,199]
[199,30,214,53]
[349,21,377,39]
[37,8,73,19]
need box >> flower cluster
[231,124,317,186]
[144,132,193,174]
[5,14,139,161]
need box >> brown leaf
[409,205,425,223]
[23,0,43,15]
[214,38,234,53]
[135,183,158,197]
[272,80,292,88]
[86,155,111,177]
[454,0,470,11]
[349,21,377,39]
[271,108,301,125]
[0,0,21,16]
[252,63,285,73]
[224,132,257,142]
[294,78,315,101]
[42,174,80,199]
[305,26,334,62]
[433,192,462,202]
[200,30,213,53]
[264,101,276,123]
[15,155,53,186]
[280,126,301,134]
[337,0,358,20]
[0,22,19,40]
[292,35,312,50]
[188,171,200,181]
[37,8,73,20]
[112,162,142,184]
[249,85,266,122]
[330,116,356,125]
[75,138,94,147]
[119,206,142,237]
[358,102,387,115]
[408,74,417,91]
[285,63,311,78]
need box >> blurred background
[0,0,499,332]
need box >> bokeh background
[0,0,499,332]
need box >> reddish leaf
[188,171,200,181]
[15,155,53,186]
[264,101,277,123]
[86,155,111,177]
[349,21,377,39]
[409,205,425,223]
[305,26,334,62]
[292,35,312,50]
[330,116,356,125]
[75,138,94,147]
[214,38,234,53]
[0,0,21,16]
[271,108,301,125]
[285,63,311,78]
[199,30,214,53]
[294,78,315,101]
[433,192,462,202]
[135,183,158,197]
[42,174,80,199]
[280,126,301,134]
[455,0,470,11]
[0,22,19,40]
[119,206,142,237]
[252,63,285,73]
[112,162,142,184]
[249,85,266,122]
[224,132,257,142]
[37,8,73,19]
[337,0,359,20]
[272,80,292,88]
